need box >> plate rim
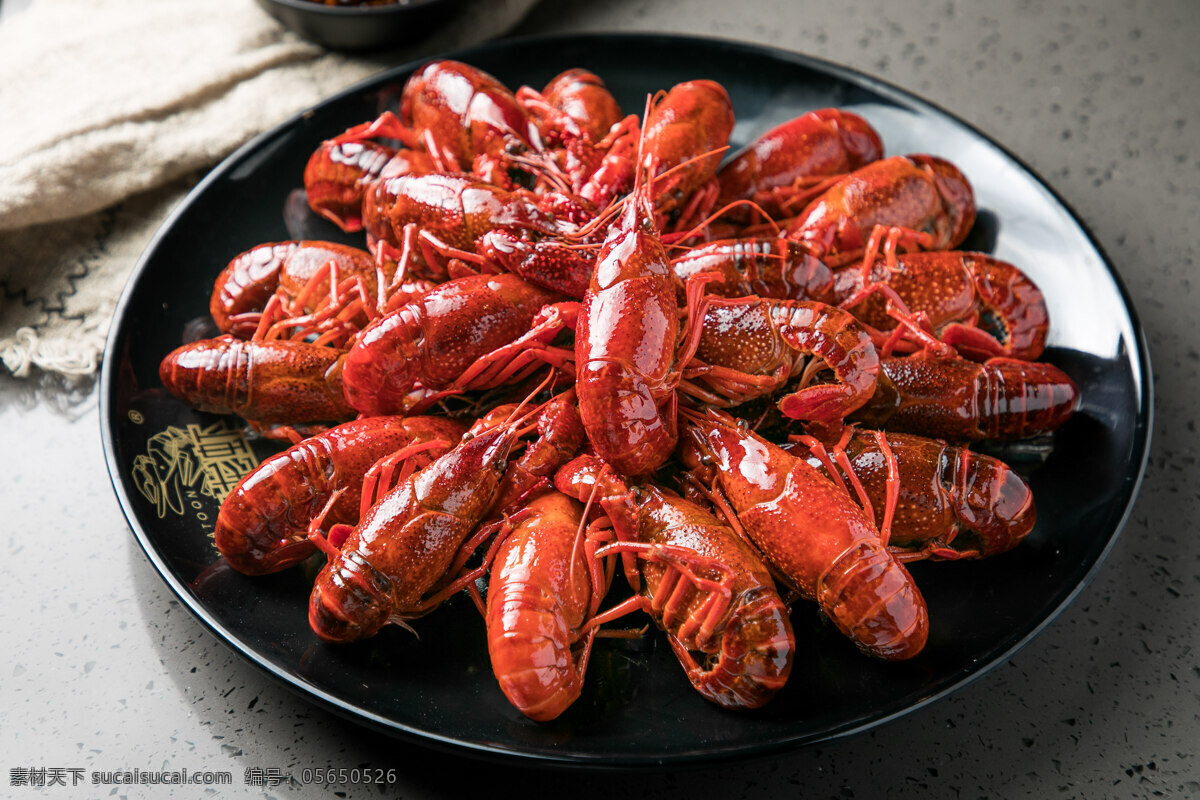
[261,0,449,14]
[99,31,1154,769]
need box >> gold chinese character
[188,422,257,503]
[132,421,258,515]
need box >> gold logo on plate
[131,420,256,526]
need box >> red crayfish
[679,407,929,660]
[716,108,884,222]
[215,415,466,575]
[783,428,1037,561]
[485,489,603,721]
[555,454,795,710]
[307,390,572,643]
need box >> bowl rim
[258,0,450,16]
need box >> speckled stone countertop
[2,0,1197,797]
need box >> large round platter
[100,33,1151,767]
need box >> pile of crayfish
[159,60,1080,721]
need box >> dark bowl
[101,33,1151,767]
[254,0,463,51]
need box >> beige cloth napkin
[0,0,539,378]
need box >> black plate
[254,0,464,51]
[100,34,1152,768]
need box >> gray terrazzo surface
[2,0,1198,797]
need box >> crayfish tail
[818,539,929,660]
[675,587,794,710]
[948,446,1037,558]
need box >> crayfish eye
[699,453,713,467]
[979,307,1010,345]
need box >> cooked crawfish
[516,68,632,200]
[371,173,563,252]
[680,297,879,426]
[487,393,587,513]
[307,397,549,643]
[399,60,536,184]
[833,251,1050,362]
[215,415,466,575]
[716,108,884,223]
[574,162,699,476]
[364,173,593,282]
[669,237,836,304]
[303,114,437,232]
[530,79,736,229]
[670,242,1049,364]
[470,230,600,300]
[785,154,976,267]
[210,242,304,338]
[159,335,353,427]
[209,241,380,338]
[784,428,1036,561]
[518,68,625,148]
[486,489,603,721]
[340,272,572,416]
[210,240,419,342]
[850,355,1079,441]
[641,80,735,233]
[556,454,794,710]
[679,407,929,660]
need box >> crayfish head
[414,399,543,517]
[308,551,394,644]
[677,405,744,470]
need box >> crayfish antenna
[570,90,666,243]
[386,616,421,639]
[662,196,781,244]
[510,369,558,421]
[479,370,558,465]
[633,91,662,193]
[306,486,348,559]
